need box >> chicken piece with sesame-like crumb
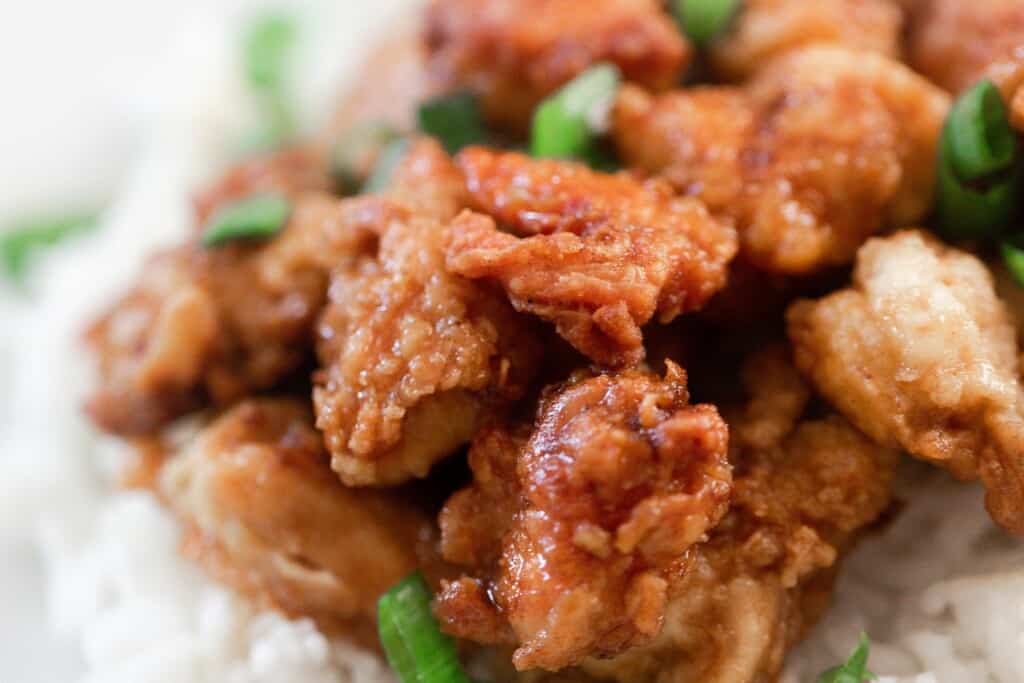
[446,148,737,367]
[314,140,543,486]
[435,364,733,672]
[788,230,1024,534]
[613,46,949,274]
[423,0,690,133]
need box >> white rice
[1,3,1023,682]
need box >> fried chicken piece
[613,46,949,274]
[446,149,737,367]
[423,0,690,132]
[582,347,898,683]
[788,230,1024,534]
[193,147,332,227]
[709,0,902,81]
[435,365,733,671]
[160,399,431,642]
[85,192,382,435]
[314,141,542,486]
[907,0,1024,95]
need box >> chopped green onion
[202,194,291,247]
[378,573,470,683]
[936,122,1020,240]
[417,92,489,154]
[816,633,876,683]
[363,138,411,194]
[530,63,622,162]
[332,121,403,195]
[946,80,1016,183]
[1003,241,1024,287]
[242,13,300,146]
[673,0,742,49]
[1,211,100,282]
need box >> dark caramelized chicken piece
[613,46,949,274]
[423,0,690,132]
[435,365,733,671]
[708,0,902,81]
[446,149,737,367]
[314,140,543,486]
[160,399,431,642]
[788,231,1024,534]
[582,347,898,683]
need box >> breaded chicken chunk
[435,365,733,671]
[446,149,737,367]
[85,192,381,435]
[582,347,898,683]
[423,0,690,132]
[160,399,431,642]
[709,0,902,81]
[908,0,1024,95]
[788,230,1024,534]
[613,46,949,274]
[314,141,542,486]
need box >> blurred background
[0,1,414,679]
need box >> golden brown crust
[788,230,1024,534]
[446,148,737,367]
[423,0,690,132]
[435,365,733,672]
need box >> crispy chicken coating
[446,149,737,367]
[613,46,949,274]
[709,0,902,81]
[788,230,1024,534]
[907,0,1024,95]
[582,347,898,683]
[85,192,380,435]
[435,365,733,672]
[423,0,690,132]
[160,399,431,642]
[314,141,542,486]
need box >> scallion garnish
[417,92,489,154]
[378,572,470,683]
[946,80,1016,182]
[816,633,876,683]
[332,121,403,195]
[1002,241,1024,287]
[362,138,411,194]
[530,63,622,162]
[243,13,300,147]
[202,194,291,247]
[673,0,742,49]
[1,211,100,282]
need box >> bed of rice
[1,3,1022,681]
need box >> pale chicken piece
[613,46,949,274]
[314,141,542,486]
[423,0,690,132]
[85,192,381,435]
[446,149,737,367]
[160,399,431,642]
[435,365,733,672]
[709,0,902,81]
[907,0,1024,95]
[582,347,898,683]
[788,230,1024,534]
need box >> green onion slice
[363,138,411,194]
[816,633,876,683]
[202,194,291,247]
[673,0,743,49]
[377,573,470,683]
[946,80,1016,183]
[332,121,403,195]
[417,92,489,154]
[1,211,100,282]
[1002,241,1024,287]
[242,13,300,147]
[530,63,622,162]
[936,128,1020,240]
